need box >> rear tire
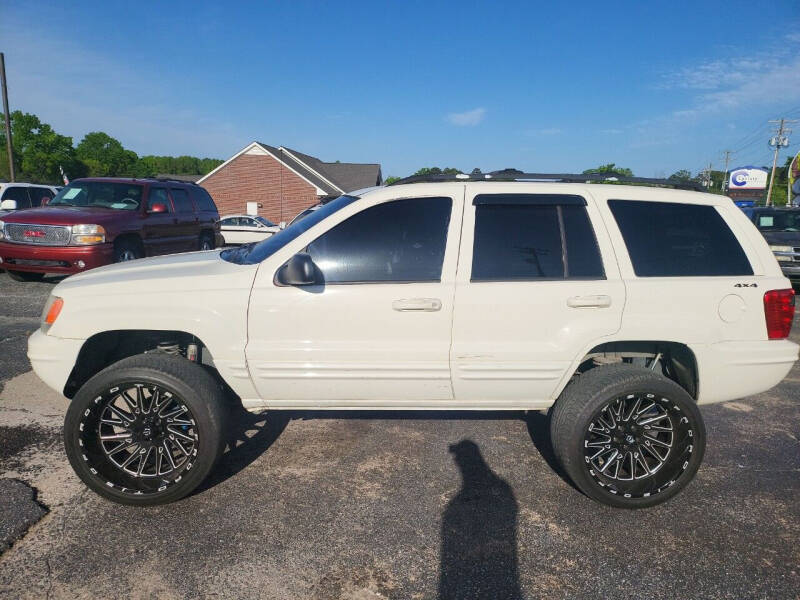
[64,354,227,506]
[6,270,45,282]
[199,232,214,251]
[550,365,705,508]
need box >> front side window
[471,195,604,281]
[609,200,753,277]
[147,188,171,212]
[50,182,143,210]
[305,197,452,283]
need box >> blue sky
[2,0,799,178]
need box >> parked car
[28,178,796,508]
[741,206,800,283]
[0,178,223,281]
[0,182,59,216]
[218,215,279,245]
[287,203,323,227]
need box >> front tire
[114,238,143,263]
[64,354,227,505]
[550,365,705,508]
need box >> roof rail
[149,177,199,185]
[388,170,705,192]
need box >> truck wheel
[199,232,214,251]
[114,239,142,262]
[5,270,45,282]
[550,364,705,508]
[64,354,227,506]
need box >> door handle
[567,295,612,308]
[392,298,442,312]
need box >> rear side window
[471,195,604,281]
[608,200,753,276]
[170,188,193,213]
[306,197,452,283]
[192,187,218,212]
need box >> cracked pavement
[0,270,798,599]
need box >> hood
[1,206,134,226]
[760,231,800,246]
[54,250,259,297]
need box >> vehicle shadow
[439,439,522,600]
[194,399,290,494]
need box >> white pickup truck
[26,177,798,507]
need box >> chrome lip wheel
[584,393,694,498]
[80,383,199,494]
[118,249,137,262]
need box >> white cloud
[446,107,486,126]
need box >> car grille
[3,223,71,246]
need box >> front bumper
[778,263,800,282]
[27,329,85,397]
[0,241,114,274]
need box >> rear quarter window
[191,187,218,213]
[608,200,753,277]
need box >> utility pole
[766,118,796,206]
[721,150,732,194]
[0,53,14,182]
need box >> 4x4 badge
[733,283,758,288]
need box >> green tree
[384,176,401,185]
[0,111,86,183]
[76,132,138,177]
[668,169,693,181]
[413,167,462,176]
[582,163,634,177]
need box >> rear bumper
[27,329,85,397]
[0,241,114,274]
[691,339,798,404]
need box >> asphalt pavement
[0,270,798,599]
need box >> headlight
[770,245,794,262]
[0,220,5,241]
[40,295,64,334]
[71,224,106,245]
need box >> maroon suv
[0,178,223,281]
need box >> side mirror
[279,221,287,230]
[276,253,317,286]
[149,202,167,213]
[0,199,17,210]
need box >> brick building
[197,142,382,223]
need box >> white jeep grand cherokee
[28,178,798,508]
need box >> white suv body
[27,181,798,507]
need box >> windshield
[221,195,359,265]
[755,211,800,232]
[50,181,143,211]
[254,216,276,227]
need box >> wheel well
[113,233,144,252]
[572,341,698,399]
[63,330,214,398]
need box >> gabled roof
[197,141,381,195]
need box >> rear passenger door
[142,186,180,256]
[170,187,199,251]
[451,187,625,406]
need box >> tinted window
[29,187,54,207]
[306,197,452,283]
[609,200,752,277]
[192,187,217,212]
[1,186,31,208]
[147,188,171,212]
[219,217,235,227]
[471,197,604,281]
[753,210,800,231]
[171,188,193,213]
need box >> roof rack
[388,169,705,192]
[148,177,199,185]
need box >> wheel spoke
[167,425,195,442]
[121,390,138,413]
[100,432,133,441]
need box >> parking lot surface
[0,271,798,599]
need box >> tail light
[763,289,795,339]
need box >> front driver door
[246,192,463,407]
